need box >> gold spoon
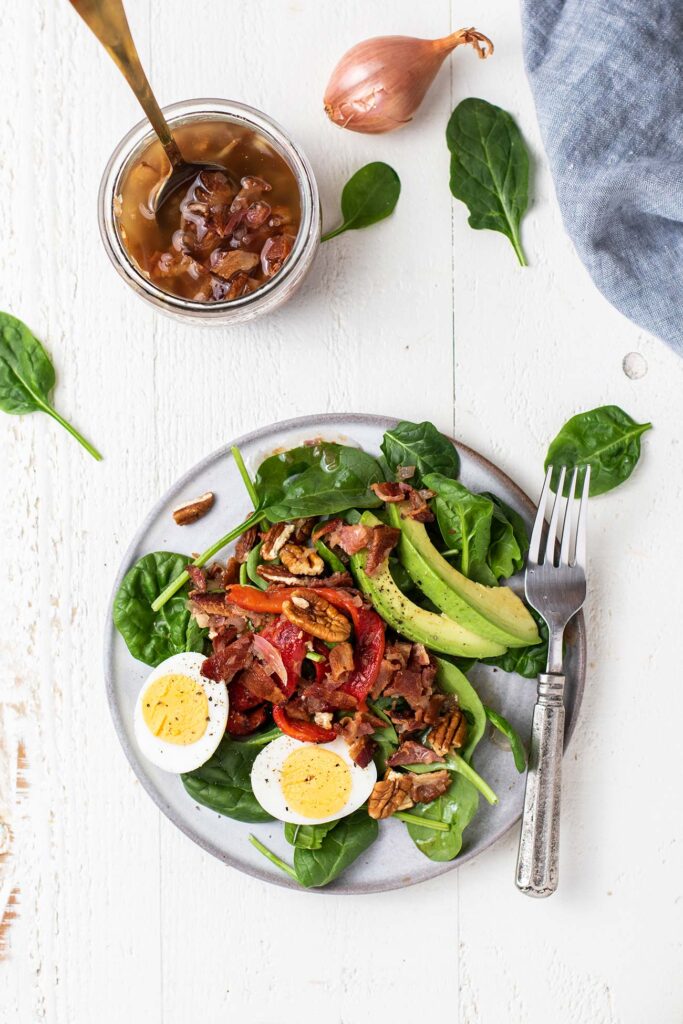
[69,0,233,215]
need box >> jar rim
[98,98,320,322]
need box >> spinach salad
[114,421,547,888]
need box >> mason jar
[98,98,321,325]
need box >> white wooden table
[2,2,682,1021]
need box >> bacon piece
[201,635,253,683]
[388,740,444,767]
[190,591,232,616]
[235,525,260,563]
[328,642,355,680]
[236,662,285,704]
[226,705,267,736]
[326,523,373,556]
[336,711,384,745]
[348,736,377,768]
[370,481,410,502]
[408,770,451,805]
[185,565,207,591]
[301,683,357,714]
[364,526,401,576]
[311,518,343,542]
[402,486,435,523]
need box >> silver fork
[515,464,590,897]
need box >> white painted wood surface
[1,0,682,1020]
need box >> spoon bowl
[68,0,235,216]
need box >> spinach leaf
[405,775,480,862]
[424,473,497,586]
[483,610,548,678]
[381,421,460,486]
[0,311,102,460]
[321,162,401,242]
[293,807,379,887]
[484,706,526,772]
[407,752,497,805]
[545,405,652,496]
[114,551,207,667]
[284,820,339,850]
[254,442,384,521]
[182,735,273,823]
[482,493,528,579]
[446,98,529,266]
[433,657,485,762]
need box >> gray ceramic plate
[104,414,585,894]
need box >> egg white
[250,735,377,825]
[133,652,228,773]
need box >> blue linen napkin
[522,0,683,354]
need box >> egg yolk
[281,746,352,818]
[141,674,208,745]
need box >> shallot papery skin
[324,28,493,134]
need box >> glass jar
[98,98,320,325]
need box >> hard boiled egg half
[133,652,228,773]
[250,735,376,825]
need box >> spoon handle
[68,0,183,167]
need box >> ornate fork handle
[515,673,565,897]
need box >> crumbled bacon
[326,523,373,556]
[201,634,253,683]
[328,642,355,680]
[336,711,382,745]
[364,525,401,576]
[226,705,267,736]
[185,565,207,591]
[301,683,357,714]
[387,740,444,767]
[237,662,285,704]
[370,481,410,502]
[402,485,435,523]
[235,525,260,563]
[348,736,377,768]
[311,518,343,542]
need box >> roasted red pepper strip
[226,584,361,632]
[341,608,386,703]
[272,704,336,743]
[258,618,308,697]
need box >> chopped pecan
[388,740,444,767]
[328,642,355,680]
[185,565,207,591]
[172,491,214,525]
[279,543,324,576]
[235,525,260,563]
[428,708,468,756]
[223,557,241,586]
[260,522,296,560]
[291,518,315,543]
[408,770,451,805]
[368,770,414,819]
[257,564,354,589]
[364,525,401,576]
[282,589,351,642]
[189,590,231,616]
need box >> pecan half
[428,709,468,756]
[282,589,351,642]
[260,522,295,560]
[257,564,354,588]
[279,543,324,576]
[368,770,414,819]
[235,525,259,563]
[172,491,214,526]
[408,770,451,805]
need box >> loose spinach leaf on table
[284,820,339,850]
[446,97,530,266]
[321,162,401,242]
[293,807,378,888]
[254,442,384,521]
[381,420,460,486]
[545,405,652,496]
[484,706,526,772]
[114,551,208,666]
[182,735,273,823]
[0,311,102,460]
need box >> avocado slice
[349,514,506,659]
[387,502,540,648]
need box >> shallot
[324,28,493,134]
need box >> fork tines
[528,465,591,569]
